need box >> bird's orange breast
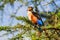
[28,13,38,23]
[31,14,38,23]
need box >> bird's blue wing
[37,20,43,26]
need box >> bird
[27,6,44,37]
[27,6,44,27]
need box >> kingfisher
[27,6,44,37]
[27,7,44,26]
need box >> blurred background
[0,0,60,40]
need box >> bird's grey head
[27,6,33,11]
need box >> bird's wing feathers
[32,12,41,20]
[32,12,44,26]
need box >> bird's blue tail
[37,20,43,32]
[37,20,43,26]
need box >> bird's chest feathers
[28,11,38,23]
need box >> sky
[0,1,27,26]
[0,0,60,40]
